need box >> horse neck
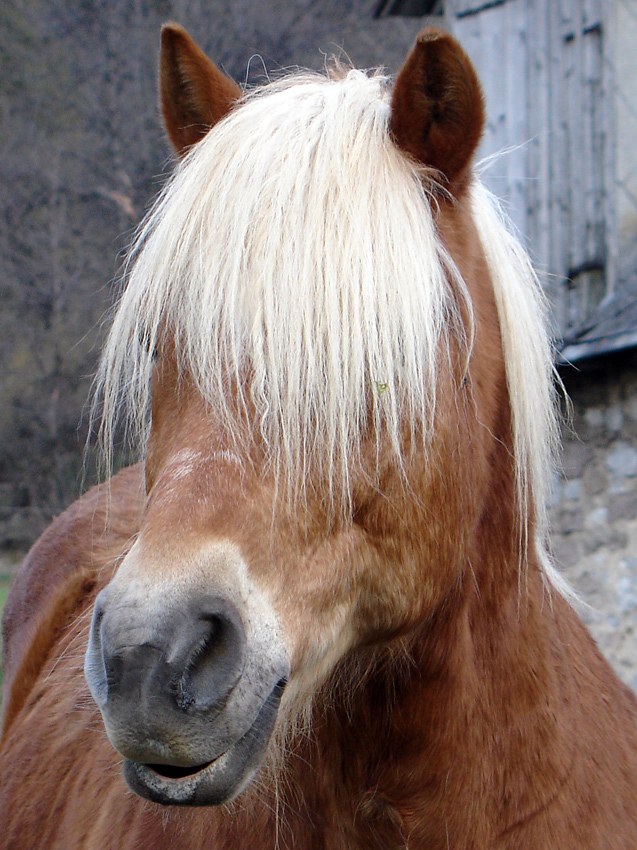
[275,442,596,849]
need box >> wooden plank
[563,2,583,280]
[526,0,553,304]
[561,0,606,324]
[582,19,604,265]
[547,0,569,329]
[560,0,574,29]
[480,5,508,161]
[502,0,529,238]
[582,0,602,31]
[452,0,507,18]
[600,0,617,297]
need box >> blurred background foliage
[0,0,423,557]
[0,0,295,553]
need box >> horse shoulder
[1,464,145,735]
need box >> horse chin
[122,679,285,806]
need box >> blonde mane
[93,67,563,587]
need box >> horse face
[84,358,384,806]
[85,334,489,808]
[85,25,488,806]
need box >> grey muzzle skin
[84,585,289,806]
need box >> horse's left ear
[390,28,485,192]
[160,23,242,156]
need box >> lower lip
[123,679,286,806]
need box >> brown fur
[390,28,485,192]
[0,464,144,734]
[160,23,242,155]
[2,27,637,850]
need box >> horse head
[84,24,555,808]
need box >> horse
[1,23,637,849]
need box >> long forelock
[94,68,468,512]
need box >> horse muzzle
[84,579,289,806]
[122,678,285,805]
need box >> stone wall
[551,351,637,689]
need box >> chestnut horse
[2,24,637,849]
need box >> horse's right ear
[160,23,242,157]
[390,28,485,192]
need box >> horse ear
[390,28,485,191]
[160,23,242,157]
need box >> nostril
[93,602,105,629]
[105,653,124,692]
[173,606,246,712]
[85,597,108,705]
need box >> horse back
[1,464,145,734]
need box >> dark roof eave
[558,329,637,365]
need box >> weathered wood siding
[449,0,616,336]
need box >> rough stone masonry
[552,355,637,690]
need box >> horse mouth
[122,679,286,806]
[145,760,215,780]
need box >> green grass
[0,574,12,611]
[0,573,16,700]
